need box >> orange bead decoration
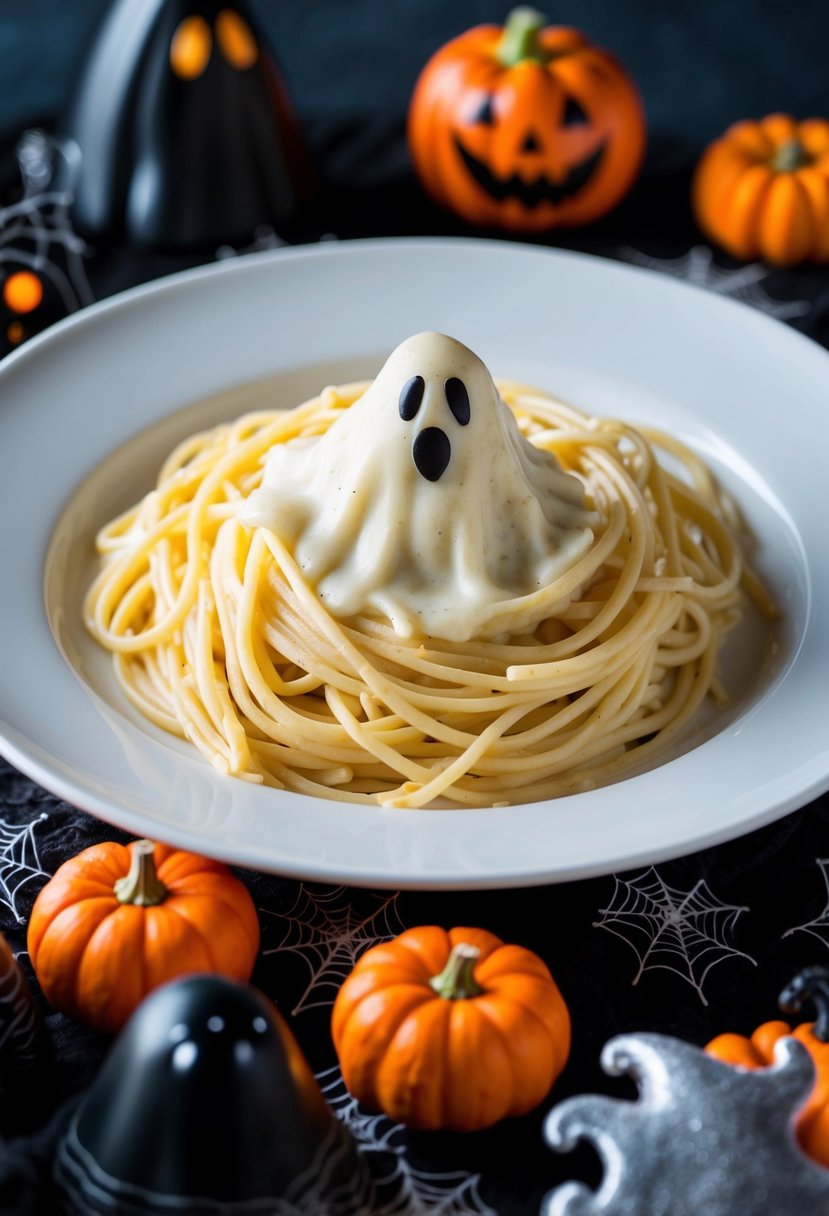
[28,839,260,1033]
[408,7,645,233]
[693,113,829,266]
[706,967,829,1166]
[3,271,43,315]
[331,925,571,1131]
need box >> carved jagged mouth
[453,136,606,208]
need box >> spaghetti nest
[84,381,769,808]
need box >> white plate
[1,238,827,889]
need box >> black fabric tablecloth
[1,108,829,1215]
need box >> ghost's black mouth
[452,136,606,208]
[413,427,451,482]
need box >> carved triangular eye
[470,95,496,126]
[562,94,590,126]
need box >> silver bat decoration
[542,1032,829,1216]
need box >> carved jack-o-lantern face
[454,84,606,213]
[408,11,646,233]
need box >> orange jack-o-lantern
[408,7,646,232]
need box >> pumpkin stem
[114,840,168,907]
[771,139,810,173]
[429,943,485,1000]
[779,966,829,1043]
[496,7,550,67]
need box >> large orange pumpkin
[331,925,571,1131]
[693,113,829,266]
[706,966,829,1165]
[408,7,645,233]
[28,839,260,1033]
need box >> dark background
[3,0,829,161]
[3,4,829,1214]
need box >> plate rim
[2,235,828,889]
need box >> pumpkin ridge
[32,899,115,1010]
[793,167,829,261]
[473,943,554,981]
[725,162,773,259]
[444,999,514,1129]
[49,841,131,888]
[164,880,260,954]
[471,993,559,1115]
[759,172,814,266]
[28,890,118,959]
[77,905,147,1029]
[380,995,452,1128]
[143,902,213,990]
[446,926,503,963]
[154,851,224,883]
[208,894,260,963]
[352,944,431,978]
[393,926,454,976]
[332,980,434,1056]
[476,985,567,1055]
[345,989,437,1113]
[461,990,514,1058]
[158,897,219,969]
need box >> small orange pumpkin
[408,6,645,233]
[28,839,260,1033]
[693,113,829,266]
[331,925,570,1131]
[706,966,829,1165]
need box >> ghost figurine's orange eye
[3,271,43,315]
[170,15,213,80]
[215,9,258,70]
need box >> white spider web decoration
[263,885,406,1014]
[318,1067,497,1216]
[783,858,829,948]
[594,867,755,1006]
[0,129,93,314]
[0,813,49,925]
[618,245,810,321]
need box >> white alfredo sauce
[240,332,596,642]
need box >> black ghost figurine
[54,975,373,1215]
[63,0,313,248]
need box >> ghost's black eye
[469,94,495,126]
[399,375,425,421]
[562,94,590,126]
[444,377,470,426]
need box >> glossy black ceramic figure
[55,975,373,1215]
[63,0,313,248]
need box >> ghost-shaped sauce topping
[241,332,596,642]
